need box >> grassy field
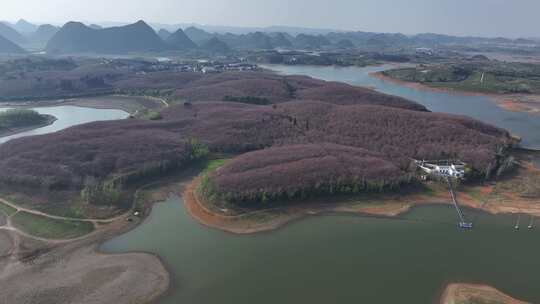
[11,211,94,239]
[203,159,227,173]
[0,201,17,216]
[383,61,540,94]
[0,109,50,135]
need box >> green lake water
[103,196,540,303]
[1,67,538,303]
[101,65,540,303]
[265,64,540,149]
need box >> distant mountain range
[201,37,231,53]
[0,18,538,55]
[0,22,27,45]
[158,29,172,40]
[165,28,197,50]
[1,19,38,34]
[30,24,59,44]
[46,20,170,54]
[0,34,25,53]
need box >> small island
[376,59,540,115]
[441,283,529,304]
[0,108,56,137]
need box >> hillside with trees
[202,143,409,205]
[0,109,49,134]
[0,69,514,210]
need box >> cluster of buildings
[200,62,259,74]
[101,58,259,75]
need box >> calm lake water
[1,67,535,303]
[101,65,540,304]
[103,196,540,304]
[0,106,129,144]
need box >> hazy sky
[2,0,539,37]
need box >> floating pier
[446,177,473,229]
[413,159,473,229]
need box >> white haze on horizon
[1,0,539,38]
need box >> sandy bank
[371,72,540,116]
[0,213,169,304]
[440,283,529,304]
[0,230,12,257]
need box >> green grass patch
[11,212,94,239]
[135,109,162,120]
[384,62,540,94]
[0,201,17,216]
[0,109,48,129]
[203,159,227,173]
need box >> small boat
[459,222,473,229]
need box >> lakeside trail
[0,159,537,303]
[183,160,540,235]
[0,215,169,304]
[0,198,127,225]
[0,82,538,303]
[370,72,540,116]
[0,177,178,304]
[0,170,204,304]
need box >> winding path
[0,198,127,225]
[0,178,166,243]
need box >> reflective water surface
[102,65,540,304]
[0,106,129,144]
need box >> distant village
[100,57,260,75]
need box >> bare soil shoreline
[183,159,540,235]
[0,75,538,303]
[371,71,540,116]
[440,283,529,304]
[0,210,170,304]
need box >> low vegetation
[0,201,17,216]
[383,60,540,94]
[135,108,162,120]
[0,109,49,132]
[11,211,94,239]
[0,57,426,112]
[223,95,270,105]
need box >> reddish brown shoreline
[183,162,540,235]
